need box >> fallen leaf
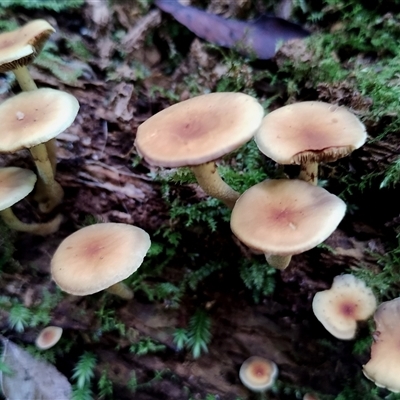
[155,0,309,59]
[0,336,72,400]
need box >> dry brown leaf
[0,337,71,400]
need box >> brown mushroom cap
[0,88,79,152]
[239,356,278,392]
[135,92,264,167]
[363,297,400,392]
[312,274,376,340]
[255,101,367,164]
[51,223,151,296]
[0,19,55,73]
[230,179,346,256]
[0,167,37,210]
[35,326,63,350]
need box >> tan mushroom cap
[0,19,55,73]
[35,326,63,350]
[135,92,264,167]
[255,101,367,164]
[230,179,346,256]
[0,88,79,152]
[363,297,400,392]
[239,356,278,392]
[312,274,376,340]
[51,223,151,296]
[0,167,37,210]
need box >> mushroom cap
[239,356,278,392]
[0,167,37,210]
[51,223,151,296]
[255,101,367,164]
[135,92,264,167]
[0,88,79,152]
[230,179,346,256]
[35,326,63,350]
[312,274,376,340]
[363,297,400,392]
[0,19,55,73]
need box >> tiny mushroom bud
[230,179,346,269]
[51,223,151,299]
[363,297,400,392]
[35,326,63,350]
[0,88,79,213]
[239,356,278,392]
[255,101,367,185]
[135,92,264,209]
[312,274,376,340]
[0,167,62,235]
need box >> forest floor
[0,1,399,399]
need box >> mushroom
[51,223,151,300]
[0,19,54,91]
[35,326,63,350]
[135,92,264,209]
[239,356,278,392]
[0,88,80,213]
[254,101,367,185]
[0,166,62,235]
[0,19,57,169]
[363,297,400,392]
[312,274,376,340]
[230,179,346,269]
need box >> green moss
[1,0,84,11]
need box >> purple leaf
[155,0,309,59]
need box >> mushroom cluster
[0,19,80,233]
[135,93,366,270]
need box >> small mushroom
[0,167,62,235]
[51,223,151,299]
[363,297,400,392]
[0,88,79,213]
[35,326,63,350]
[135,92,264,209]
[239,356,278,392]
[230,179,346,269]
[312,274,376,340]
[255,101,367,185]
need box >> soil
[0,1,399,400]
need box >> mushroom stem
[0,207,62,235]
[12,65,37,91]
[29,143,64,213]
[299,161,318,186]
[12,65,58,174]
[265,254,292,270]
[106,282,134,300]
[191,161,240,209]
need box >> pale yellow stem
[191,161,240,209]
[30,144,63,213]
[12,65,57,173]
[0,208,62,235]
[106,282,133,300]
[265,254,292,270]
